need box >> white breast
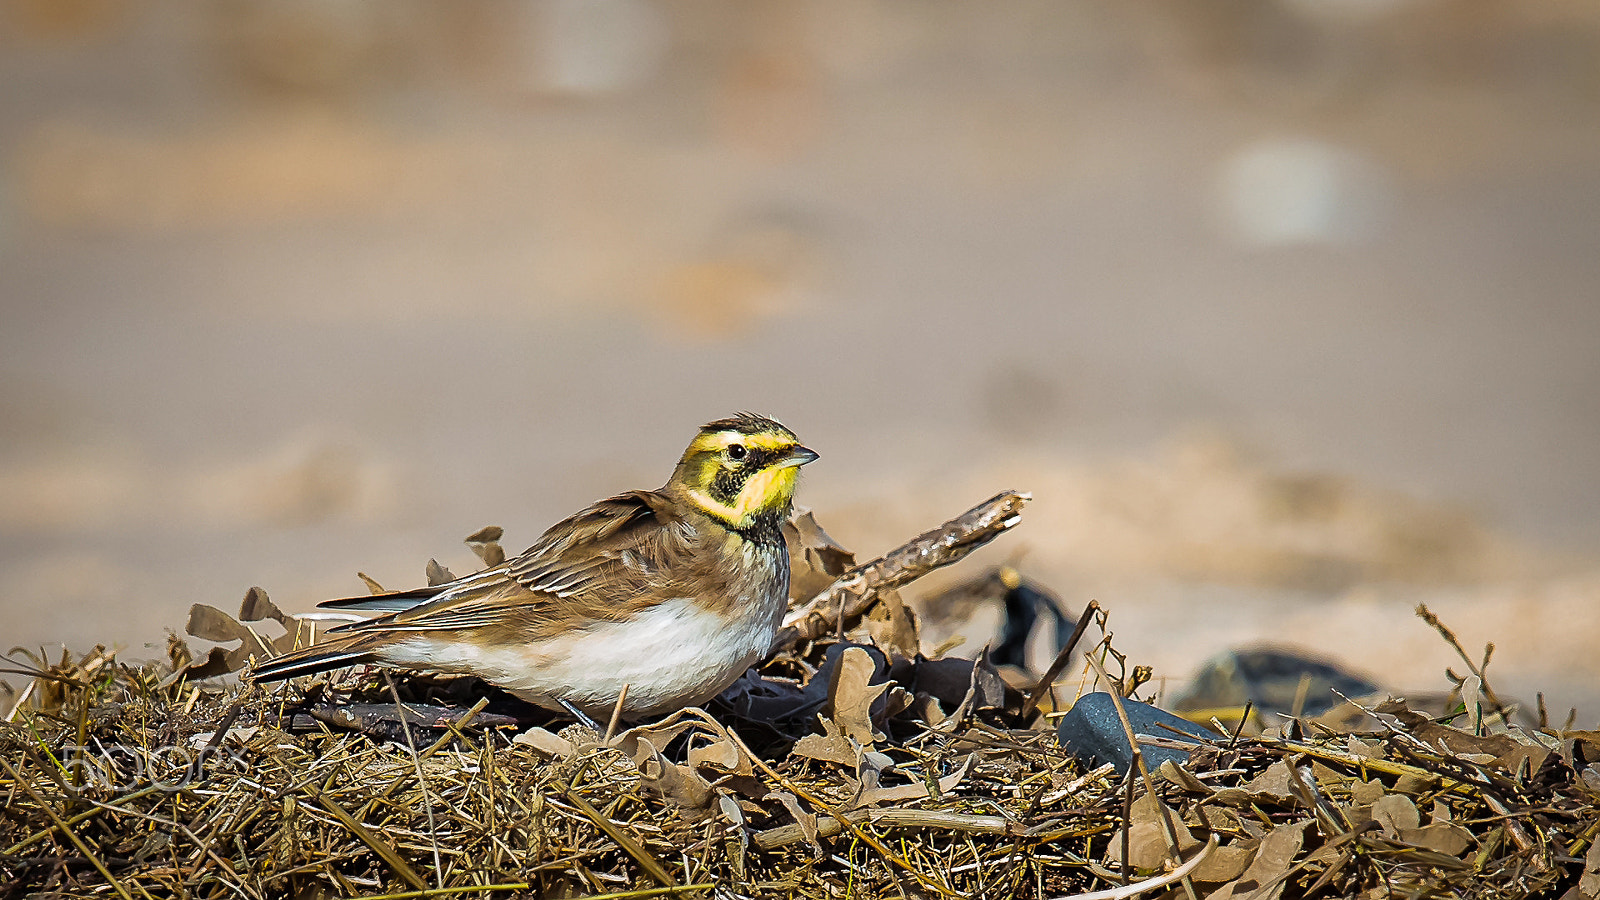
[381,592,785,717]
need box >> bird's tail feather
[250,644,374,683]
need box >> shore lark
[251,413,818,719]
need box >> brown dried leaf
[238,586,289,626]
[179,647,235,681]
[465,526,505,567]
[425,559,454,586]
[1208,820,1308,900]
[1351,778,1385,806]
[1580,833,1600,900]
[637,738,716,818]
[1156,759,1215,795]
[512,727,576,757]
[687,734,751,777]
[865,589,920,660]
[828,646,890,746]
[1214,760,1300,808]
[784,510,856,601]
[1104,793,1199,869]
[767,790,822,857]
[1398,823,1475,856]
[1371,793,1421,837]
[186,604,250,643]
[357,572,386,594]
[790,717,858,766]
[1192,842,1257,884]
[611,715,700,765]
[856,754,972,806]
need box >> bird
[250,413,818,720]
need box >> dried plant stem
[307,786,430,891]
[1084,652,1199,900]
[387,672,444,888]
[3,784,164,856]
[0,757,136,900]
[1052,836,1216,900]
[755,807,1019,849]
[1415,604,1510,721]
[359,884,715,900]
[1022,599,1101,720]
[773,491,1030,653]
[681,708,965,899]
[563,791,678,887]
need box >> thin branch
[772,491,1031,654]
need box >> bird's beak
[780,445,820,468]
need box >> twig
[1415,604,1510,722]
[0,756,136,900]
[1022,600,1100,720]
[603,684,630,746]
[386,672,444,888]
[1049,836,1216,900]
[754,806,1022,850]
[307,786,430,891]
[772,491,1031,653]
[563,791,677,887]
[1084,652,1199,900]
[357,884,714,900]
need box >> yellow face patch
[676,427,808,529]
[681,464,800,528]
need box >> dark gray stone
[1055,692,1221,776]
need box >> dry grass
[4,496,1598,899]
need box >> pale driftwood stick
[753,806,1017,850]
[771,490,1030,655]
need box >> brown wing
[321,491,694,642]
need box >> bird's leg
[558,699,603,731]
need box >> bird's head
[668,413,818,532]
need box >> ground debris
[2,498,1595,899]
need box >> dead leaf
[687,733,751,776]
[784,510,856,601]
[1398,823,1475,856]
[1192,842,1257,884]
[790,717,858,767]
[178,646,235,681]
[465,526,505,567]
[766,790,820,856]
[827,646,890,746]
[1156,759,1215,795]
[512,727,576,757]
[637,738,716,818]
[1580,832,1600,900]
[186,604,250,643]
[425,559,454,586]
[1104,792,1199,870]
[856,753,972,806]
[1371,793,1421,838]
[1216,760,1296,806]
[1208,820,1308,900]
[610,714,700,764]
[357,572,385,594]
[865,589,920,659]
[1351,778,1385,806]
[239,586,291,627]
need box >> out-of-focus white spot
[523,0,668,95]
[1217,138,1391,247]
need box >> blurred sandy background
[3,1,1598,720]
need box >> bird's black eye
[727,443,747,462]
